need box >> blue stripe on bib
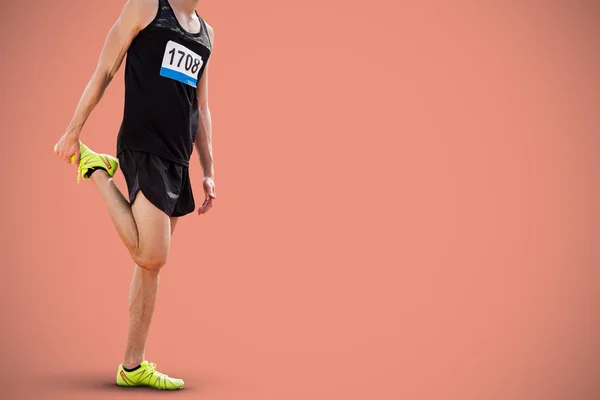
[160,67,198,88]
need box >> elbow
[93,67,115,87]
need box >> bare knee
[133,252,168,271]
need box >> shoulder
[126,0,158,10]
[203,19,215,44]
[121,0,158,31]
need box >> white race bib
[160,41,204,88]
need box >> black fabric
[123,365,141,372]
[119,150,195,218]
[117,0,212,166]
[86,167,104,179]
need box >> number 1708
[168,48,201,74]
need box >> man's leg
[85,158,184,389]
[123,216,178,369]
[90,169,176,366]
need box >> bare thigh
[130,191,175,269]
[170,217,178,236]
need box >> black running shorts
[118,150,195,218]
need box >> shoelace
[147,363,167,379]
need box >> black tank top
[117,0,212,166]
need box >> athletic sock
[123,365,141,372]
[85,167,107,178]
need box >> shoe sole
[116,383,183,390]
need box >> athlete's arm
[195,23,216,215]
[54,0,157,164]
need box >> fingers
[57,150,70,163]
[62,153,74,164]
[54,143,78,164]
[203,198,214,214]
[199,179,216,214]
[198,196,214,215]
[198,199,209,214]
[54,144,63,159]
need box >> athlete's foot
[116,361,184,390]
[75,143,119,183]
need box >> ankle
[90,168,109,182]
[123,360,143,370]
[123,363,142,372]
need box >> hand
[54,133,81,165]
[198,177,216,215]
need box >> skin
[54,0,215,368]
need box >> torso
[117,0,212,166]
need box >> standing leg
[88,158,174,366]
[73,149,185,388]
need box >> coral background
[0,1,598,399]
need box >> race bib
[160,41,204,88]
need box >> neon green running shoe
[54,142,118,183]
[116,361,184,390]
